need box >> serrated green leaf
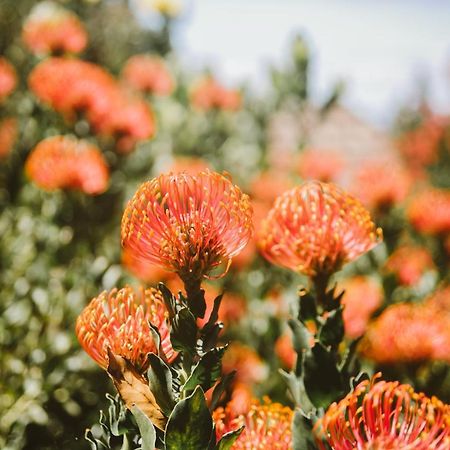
[298,291,317,322]
[170,307,197,355]
[147,353,175,416]
[130,405,156,450]
[158,283,178,319]
[279,369,314,412]
[164,386,213,450]
[209,370,236,412]
[216,426,244,450]
[318,306,344,348]
[292,409,319,450]
[182,346,226,394]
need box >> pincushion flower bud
[214,399,293,450]
[317,375,450,450]
[25,136,109,194]
[22,1,87,55]
[0,57,17,100]
[76,286,175,372]
[121,171,253,283]
[190,76,241,111]
[259,181,382,277]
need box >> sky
[170,0,450,128]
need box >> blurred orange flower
[385,245,435,286]
[317,375,450,450]
[407,188,450,235]
[22,2,87,55]
[298,148,344,183]
[214,399,293,450]
[0,117,18,158]
[191,76,241,111]
[340,276,383,339]
[249,170,294,206]
[0,57,17,100]
[75,286,175,372]
[275,331,296,370]
[259,181,382,277]
[351,158,412,211]
[25,135,109,194]
[121,171,253,283]
[122,54,174,95]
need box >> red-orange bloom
[121,171,253,282]
[75,286,175,372]
[275,331,296,370]
[122,54,174,95]
[22,2,87,55]
[214,399,293,450]
[25,136,109,194]
[317,375,450,450]
[340,276,383,339]
[191,76,241,111]
[0,57,17,100]
[385,245,435,286]
[298,148,344,183]
[407,188,450,235]
[0,117,18,158]
[259,181,382,277]
[351,158,412,211]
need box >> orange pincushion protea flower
[317,375,450,450]
[259,181,382,277]
[121,171,253,282]
[25,136,109,194]
[214,399,293,450]
[351,158,412,211]
[191,76,241,111]
[298,148,344,183]
[75,286,175,372]
[0,57,17,100]
[407,188,450,235]
[122,54,174,95]
[385,245,435,286]
[0,117,18,158]
[22,2,87,55]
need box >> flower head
[259,181,382,277]
[121,171,253,282]
[190,76,241,111]
[317,375,450,450]
[298,148,344,183]
[122,54,174,95]
[22,2,87,55]
[75,286,175,372]
[407,188,450,235]
[25,135,109,194]
[0,117,18,158]
[0,57,17,100]
[214,399,293,450]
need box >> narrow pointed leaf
[147,353,175,416]
[130,405,156,450]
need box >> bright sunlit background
[170,0,450,128]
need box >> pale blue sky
[172,0,450,128]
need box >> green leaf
[130,405,156,450]
[182,346,227,394]
[298,291,317,322]
[201,294,223,334]
[216,426,244,450]
[303,344,343,408]
[289,318,313,355]
[209,370,236,412]
[158,283,178,319]
[170,307,198,356]
[279,369,314,412]
[318,306,344,348]
[165,386,213,450]
[147,353,175,416]
[292,409,319,450]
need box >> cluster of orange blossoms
[407,188,450,235]
[29,58,155,152]
[214,399,293,450]
[121,171,253,282]
[122,54,174,96]
[0,57,17,100]
[298,148,344,183]
[25,136,109,194]
[75,286,175,372]
[190,76,241,111]
[0,117,18,158]
[259,181,382,277]
[351,158,412,211]
[22,2,87,55]
[385,245,435,286]
[318,376,450,450]
[361,288,450,364]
